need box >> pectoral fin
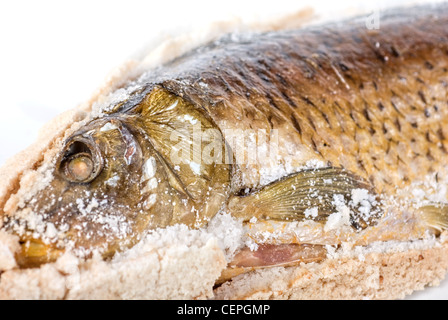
[228,167,382,230]
[418,203,448,233]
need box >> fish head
[3,117,151,267]
[4,87,232,267]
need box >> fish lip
[15,238,64,269]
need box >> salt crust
[0,225,227,299]
[0,232,19,271]
[1,212,446,299]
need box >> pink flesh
[230,243,326,268]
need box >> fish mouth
[15,238,65,269]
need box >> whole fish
[2,4,448,282]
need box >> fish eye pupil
[59,139,103,183]
[65,154,94,182]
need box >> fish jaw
[3,198,138,268]
[15,238,65,268]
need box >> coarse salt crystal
[304,207,319,219]
[142,157,157,180]
[100,122,119,132]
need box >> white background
[0,0,446,299]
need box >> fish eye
[59,139,103,183]
[63,153,94,182]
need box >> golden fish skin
[2,4,448,268]
[157,6,448,194]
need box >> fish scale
[148,6,448,193]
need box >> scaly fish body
[2,5,448,273]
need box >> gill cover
[120,86,232,228]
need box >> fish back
[144,5,448,194]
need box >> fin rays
[419,203,448,232]
[228,167,382,230]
